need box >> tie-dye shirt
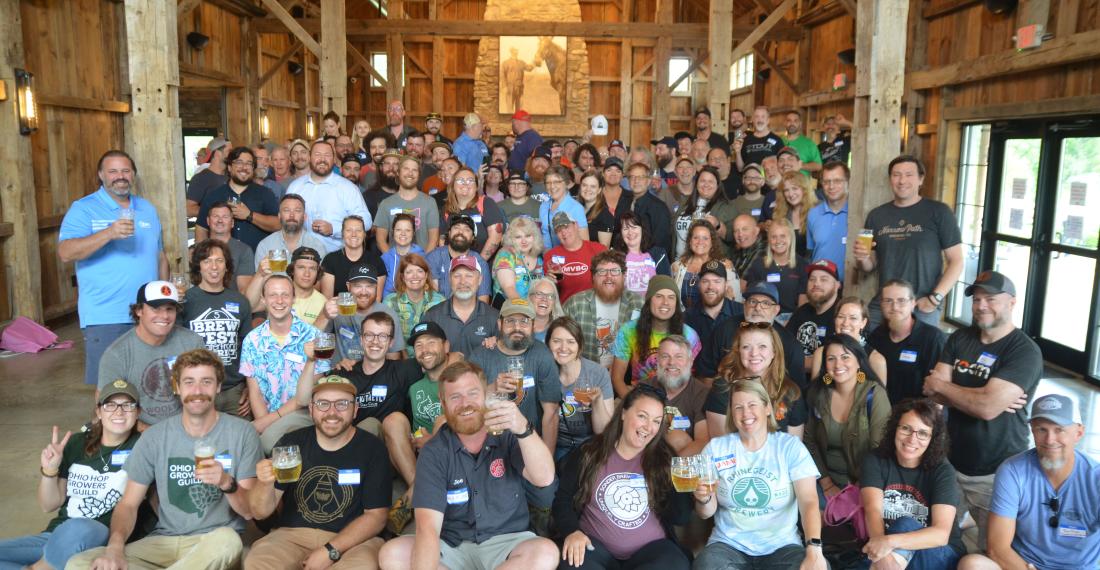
[239,317,318,411]
[611,320,701,384]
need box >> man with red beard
[562,250,643,370]
[363,149,402,223]
[246,375,392,569]
[785,260,840,374]
[377,361,559,570]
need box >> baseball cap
[292,246,323,266]
[99,378,140,406]
[964,270,1017,297]
[449,214,476,234]
[694,106,712,118]
[136,280,181,308]
[609,139,625,150]
[806,259,840,281]
[552,211,576,229]
[777,146,800,160]
[1030,394,1082,426]
[382,148,404,161]
[533,146,553,161]
[591,114,609,136]
[645,275,679,303]
[428,141,452,153]
[341,154,365,166]
[449,254,481,274]
[288,138,309,153]
[699,260,728,280]
[602,157,624,171]
[408,321,447,345]
[744,281,780,304]
[500,298,536,319]
[512,109,532,122]
[742,163,764,177]
[674,131,694,142]
[651,136,677,148]
[347,263,379,283]
[313,375,358,397]
[506,172,529,185]
[426,111,444,122]
[462,113,481,127]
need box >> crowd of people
[0,101,1095,570]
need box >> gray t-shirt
[498,198,542,225]
[186,169,228,205]
[123,413,261,536]
[375,192,441,251]
[254,231,330,271]
[225,238,255,291]
[182,287,252,387]
[98,327,206,425]
[864,198,962,299]
[328,303,406,360]
[558,358,614,450]
[469,342,561,432]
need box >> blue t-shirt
[703,431,820,556]
[380,244,426,298]
[805,200,848,281]
[538,195,589,249]
[990,448,1100,569]
[59,188,163,327]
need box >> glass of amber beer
[194,439,216,468]
[671,456,700,492]
[338,292,357,316]
[272,445,302,484]
[270,249,289,273]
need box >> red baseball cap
[512,109,532,122]
[806,259,840,281]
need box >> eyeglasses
[529,291,554,300]
[230,160,256,168]
[313,399,354,412]
[502,317,532,326]
[454,178,477,186]
[897,424,932,442]
[100,401,138,413]
[1046,496,1061,528]
[594,268,623,276]
[880,297,913,306]
[362,333,392,343]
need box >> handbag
[824,483,869,541]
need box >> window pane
[996,139,1041,239]
[950,124,991,323]
[1040,253,1096,351]
[371,53,387,88]
[669,57,691,95]
[1053,137,1100,250]
[992,240,1031,327]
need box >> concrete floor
[1,318,1098,541]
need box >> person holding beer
[693,379,826,570]
[551,383,692,569]
[245,375,393,569]
[69,349,262,570]
[546,316,614,461]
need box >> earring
[822,373,833,385]
[856,370,866,384]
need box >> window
[729,53,754,91]
[369,52,405,88]
[668,57,692,95]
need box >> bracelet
[694,494,714,505]
[276,409,282,418]
[40,467,59,478]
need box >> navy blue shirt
[508,130,544,173]
[197,183,279,250]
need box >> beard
[701,290,725,308]
[503,333,533,352]
[657,370,691,391]
[254,166,270,180]
[283,220,302,234]
[1040,457,1066,471]
[449,234,472,253]
[445,405,484,435]
[454,290,475,301]
[316,414,352,438]
[311,162,333,177]
[595,282,624,304]
[657,156,672,169]
[379,173,399,191]
[105,179,132,196]
[416,350,445,373]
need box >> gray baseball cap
[1030,394,1082,426]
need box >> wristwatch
[324,542,341,561]
[221,476,239,494]
[805,538,823,548]
[515,423,535,439]
[929,292,944,306]
[246,211,254,223]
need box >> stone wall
[474,0,590,137]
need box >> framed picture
[499,36,568,116]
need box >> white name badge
[766,272,781,283]
[671,416,691,430]
[447,488,470,505]
[225,302,240,314]
[564,392,577,405]
[816,326,827,337]
[339,327,355,340]
[841,236,848,245]
[751,208,762,217]
[522,375,535,389]
[111,450,131,466]
[1059,523,1088,539]
[138,221,152,229]
[338,469,361,486]
[215,453,233,470]
[371,385,388,399]
[714,453,737,472]
[899,350,918,363]
[552,255,566,264]
[285,352,305,364]
[977,352,997,366]
[470,214,483,224]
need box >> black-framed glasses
[100,401,138,413]
[594,268,623,276]
[897,424,932,442]
[1046,496,1061,529]
[313,399,354,412]
[740,320,772,329]
[745,299,777,308]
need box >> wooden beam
[245,17,262,143]
[797,0,845,26]
[619,39,633,145]
[432,37,444,115]
[262,97,302,109]
[259,0,322,56]
[754,46,797,93]
[652,0,672,137]
[798,88,853,106]
[0,0,42,321]
[260,41,304,88]
[908,29,1100,90]
[753,0,775,12]
[922,0,979,19]
[836,0,856,17]
[178,0,203,18]
[1057,0,1080,35]
[38,93,131,113]
[320,0,348,117]
[670,50,709,93]
[179,62,246,87]
[405,50,430,78]
[387,0,406,103]
[731,0,797,63]
[707,0,732,135]
[347,41,387,87]
[903,0,927,156]
[942,94,1100,121]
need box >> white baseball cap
[591,115,609,136]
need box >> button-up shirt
[239,316,318,410]
[286,172,373,252]
[806,200,849,280]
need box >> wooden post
[245,17,263,142]
[652,0,672,138]
[0,0,43,321]
[387,0,405,104]
[123,0,189,272]
[321,0,348,118]
[707,0,733,136]
[430,0,443,117]
[903,0,926,156]
[845,0,908,297]
[619,39,633,145]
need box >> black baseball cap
[964,270,1016,297]
[743,281,780,304]
[699,260,728,280]
[650,136,677,147]
[347,263,379,283]
[603,157,624,171]
[408,321,447,344]
[449,214,476,234]
[291,247,322,265]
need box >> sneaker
[388,495,413,534]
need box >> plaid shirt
[562,289,644,363]
[731,236,768,278]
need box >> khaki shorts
[438,531,538,570]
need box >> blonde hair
[527,278,564,319]
[764,218,798,269]
[724,378,780,434]
[350,120,371,151]
[774,171,818,230]
[500,215,545,257]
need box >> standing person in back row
[286,140,373,254]
[854,155,963,329]
[921,271,1042,552]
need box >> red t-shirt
[544,241,607,303]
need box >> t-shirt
[864,199,962,299]
[186,168,228,206]
[786,302,836,359]
[940,327,1043,476]
[183,287,252,387]
[589,300,621,368]
[743,257,809,315]
[381,245,427,298]
[544,241,608,304]
[640,377,709,437]
[579,449,668,560]
[334,359,420,424]
[989,449,1100,569]
[624,253,659,296]
[46,431,139,532]
[273,427,393,532]
[866,319,945,405]
[375,191,441,251]
[704,379,808,432]
[498,198,542,225]
[292,290,328,326]
[328,303,406,360]
[861,454,965,555]
[818,135,850,165]
[783,135,823,167]
[558,359,614,450]
[732,193,766,221]
[196,183,279,250]
[225,238,256,290]
[740,132,784,167]
[321,248,386,296]
[469,343,561,432]
[703,431,820,556]
[408,375,443,434]
[441,199,506,253]
[491,249,544,300]
[123,413,261,536]
[611,321,701,385]
[98,327,206,425]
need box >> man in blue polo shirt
[805,161,850,280]
[59,150,168,385]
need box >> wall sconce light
[306,114,316,138]
[15,68,38,135]
[288,61,304,76]
[186,32,210,51]
[260,109,270,139]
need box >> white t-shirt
[703,431,819,556]
[594,299,621,368]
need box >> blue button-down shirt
[286,172,373,252]
[806,200,849,280]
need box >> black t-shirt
[274,427,393,532]
[197,183,279,250]
[704,377,807,431]
[335,359,422,424]
[743,256,809,314]
[440,199,506,253]
[705,131,731,153]
[866,319,945,405]
[740,131,784,167]
[939,327,1043,476]
[321,248,386,295]
[720,171,743,200]
[697,317,805,384]
[864,199,962,300]
[861,454,965,555]
[182,287,252,387]
[363,187,396,221]
[587,206,617,243]
[818,134,850,165]
[786,302,837,359]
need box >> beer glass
[698,456,719,495]
[270,249,289,273]
[171,273,189,301]
[505,356,526,405]
[227,195,241,207]
[194,439,216,468]
[670,456,700,493]
[314,332,336,361]
[338,292,356,316]
[118,208,135,221]
[485,392,509,436]
[272,445,302,484]
[573,375,597,411]
[857,228,875,252]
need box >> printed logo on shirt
[882,484,930,526]
[64,464,127,519]
[490,458,506,478]
[594,472,651,529]
[167,457,223,517]
[730,476,772,510]
[189,307,243,366]
[794,322,822,356]
[388,207,425,229]
[295,466,358,524]
[141,357,182,420]
[877,218,925,242]
[952,358,992,381]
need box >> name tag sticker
[671,416,691,430]
[470,214,483,224]
[447,488,470,505]
[138,221,152,229]
[1059,523,1088,539]
[523,375,535,389]
[111,450,131,466]
[977,352,997,367]
[552,255,566,264]
[285,352,305,364]
[714,453,737,471]
[899,350,918,363]
[841,236,847,245]
[371,385,388,399]
[564,391,577,405]
[751,208,762,217]
[338,469,361,485]
[339,327,355,340]
[816,326,827,337]
[766,272,781,283]
[225,302,240,314]
[215,453,233,471]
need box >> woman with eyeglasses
[611,211,671,296]
[441,166,505,260]
[857,398,964,569]
[694,379,827,570]
[539,165,589,249]
[671,220,738,310]
[383,253,444,356]
[492,216,546,306]
[804,334,890,504]
[742,218,808,321]
[671,166,738,259]
[808,297,888,385]
[546,317,615,461]
[576,170,615,247]
[499,173,542,224]
[552,384,693,570]
[0,383,141,570]
[706,322,807,440]
[527,277,565,343]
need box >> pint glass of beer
[485,392,508,436]
[338,292,356,316]
[698,456,719,495]
[194,439,216,468]
[272,445,302,484]
[670,456,700,492]
[314,332,336,361]
[270,249,289,273]
[857,229,875,252]
[505,356,526,405]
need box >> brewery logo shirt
[97,327,206,426]
[335,358,421,425]
[45,431,139,532]
[578,449,666,560]
[183,287,253,387]
[273,427,392,532]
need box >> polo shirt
[196,183,279,250]
[452,132,489,170]
[286,172,373,252]
[421,299,499,357]
[413,426,533,546]
[508,129,544,172]
[806,200,849,281]
[424,247,492,299]
[538,195,589,249]
[58,188,163,327]
[866,319,945,405]
[685,299,743,363]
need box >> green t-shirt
[784,135,823,168]
[47,430,140,532]
[408,375,442,434]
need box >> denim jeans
[0,518,109,570]
[81,323,132,385]
[859,516,962,570]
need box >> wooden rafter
[259,0,322,56]
[730,0,797,62]
[753,46,796,92]
[259,40,303,87]
[669,50,709,92]
[836,0,856,17]
[347,41,387,86]
[178,0,203,18]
